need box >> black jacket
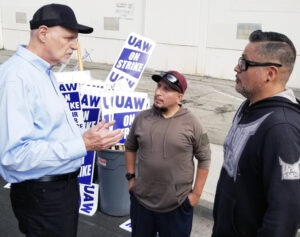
[212,96,300,237]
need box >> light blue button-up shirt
[0,45,87,183]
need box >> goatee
[153,104,168,113]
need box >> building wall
[0,0,299,88]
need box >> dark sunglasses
[160,72,183,93]
[238,57,282,71]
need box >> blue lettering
[81,203,93,213]
[103,97,109,109]
[66,83,77,91]
[134,97,145,109]
[81,95,100,107]
[134,39,142,49]
[110,71,119,82]
[125,222,132,227]
[90,96,100,107]
[126,78,135,88]
[84,185,95,194]
[128,36,137,46]
[128,35,152,52]
[81,94,88,105]
[124,97,133,109]
[84,192,93,202]
[59,84,66,91]
[116,96,124,108]
[142,42,152,52]
[85,121,96,128]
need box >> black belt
[28,169,80,183]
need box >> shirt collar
[16,45,53,74]
[274,88,298,104]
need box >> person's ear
[177,93,184,102]
[266,66,279,83]
[37,25,48,43]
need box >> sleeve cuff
[65,136,87,160]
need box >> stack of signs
[77,83,102,185]
[55,71,102,216]
[54,32,155,216]
[77,82,103,216]
[105,32,156,91]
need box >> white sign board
[105,32,156,91]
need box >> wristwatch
[125,172,135,180]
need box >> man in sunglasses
[212,30,300,237]
[125,71,211,237]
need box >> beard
[235,82,261,101]
[235,85,252,99]
[153,104,168,113]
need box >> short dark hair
[249,30,296,74]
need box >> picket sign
[54,71,100,215]
[79,183,99,216]
[101,90,150,144]
[54,33,155,216]
[55,72,104,187]
[119,219,132,232]
[55,72,86,128]
[105,32,156,91]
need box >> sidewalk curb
[195,199,213,220]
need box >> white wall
[0,7,3,48]
[1,0,300,88]
[205,0,300,87]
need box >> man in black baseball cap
[1,3,123,237]
[30,3,93,34]
[27,3,93,66]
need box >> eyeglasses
[160,72,183,93]
[238,57,282,71]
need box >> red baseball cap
[152,71,187,94]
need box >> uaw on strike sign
[56,72,102,216]
[105,32,156,91]
[101,91,150,144]
[53,32,155,217]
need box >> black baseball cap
[30,4,93,34]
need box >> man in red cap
[0,3,123,237]
[125,71,211,237]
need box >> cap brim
[152,74,179,92]
[152,74,162,83]
[62,23,93,34]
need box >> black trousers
[10,175,80,237]
[130,193,194,237]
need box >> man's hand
[83,120,124,151]
[188,168,209,207]
[188,192,201,207]
[128,178,135,190]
